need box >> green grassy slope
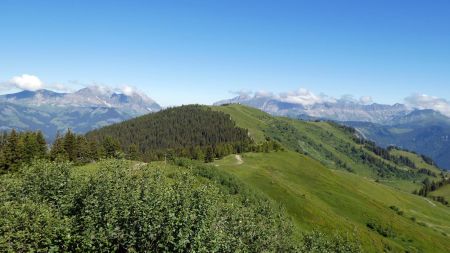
[213,104,443,193]
[212,104,450,252]
[214,152,450,252]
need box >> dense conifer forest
[0,130,47,171]
[86,105,281,162]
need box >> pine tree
[35,131,47,158]
[22,133,37,163]
[88,140,100,161]
[127,144,139,160]
[3,130,21,170]
[50,133,68,161]
[63,129,77,161]
[205,146,214,163]
[75,135,89,164]
[102,136,121,158]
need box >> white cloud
[229,87,378,106]
[254,90,275,98]
[278,88,335,105]
[404,94,450,117]
[46,83,73,92]
[230,90,253,99]
[121,85,135,96]
[339,94,357,103]
[1,74,71,92]
[359,96,373,105]
[9,74,43,90]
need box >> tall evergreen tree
[88,140,100,161]
[35,131,47,158]
[22,133,37,164]
[102,136,121,158]
[127,144,139,160]
[63,130,77,161]
[50,133,68,161]
[205,146,214,163]
[75,135,90,164]
[3,130,21,171]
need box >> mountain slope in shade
[345,109,450,170]
[0,87,161,140]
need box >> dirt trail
[424,198,436,207]
[235,155,243,165]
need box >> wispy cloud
[359,96,373,105]
[228,88,377,106]
[278,88,332,105]
[229,89,253,98]
[404,94,450,117]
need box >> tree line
[0,130,47,171]
[0,131,282,174]
[0,129,124,172]
[414,175,450,206]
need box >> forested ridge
[0,105,282,172]
[86,105,279,161]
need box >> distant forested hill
[86,105,255,161]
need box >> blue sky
[1,0,450,106]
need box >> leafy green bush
[366,220,395,238]
[0,160,298,252]
[300,231,362,253]
[0,159,362,252]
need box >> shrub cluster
[0,160,298,252]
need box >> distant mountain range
[2,87,449,169]
[215,94,414,124]
[0,87,161,140]
[215,95,450,170]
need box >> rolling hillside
[213,104,444,193]
[211,104,450,252]
[82,103,449,252]
[214,152,450,252]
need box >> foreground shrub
[300,231,362,253]
[0,160,297,252]
[0,159,362,252]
